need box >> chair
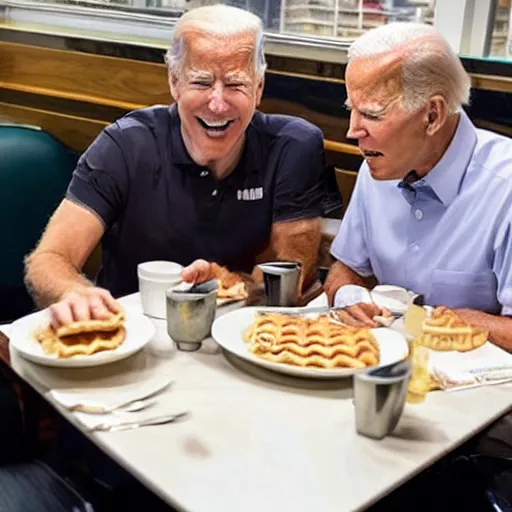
[0,124,79,322]
[334,168,358,213]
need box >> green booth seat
[0,124,78,322]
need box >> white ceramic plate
[9,306,155,368]
[211,307,409,379]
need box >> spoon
[170,281,195,292]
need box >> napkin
[429,343,512,391]
[370,285,417,315]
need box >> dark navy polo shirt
[67,104,325,298]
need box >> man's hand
[49,286,122,329]
[181,259,216,283]
[334,303,389,328]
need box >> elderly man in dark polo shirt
[24,4,326,326]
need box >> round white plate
[211,307,409,379]
[9,306,155,368]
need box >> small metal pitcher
[165,279,218,352]
[257,261,301,307]
[353,359,411,440]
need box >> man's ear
[169,72,180,101]
[425,95,448,136]
[255,77,264,107]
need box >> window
[3,0,512,61]
[490,0,512,58]
[24,0,435,37]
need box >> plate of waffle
[211,263,249,306]
[211,307,409,379]
[9,305,155,368]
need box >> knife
[91,412,188,432]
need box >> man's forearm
[324,260,366,306]
[272,218,321,291]
[456,309,512,353]
[24,250,92,308]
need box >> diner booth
[1,0,512,510]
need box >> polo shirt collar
[423,109,477,207]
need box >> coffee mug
[138,261,183,319]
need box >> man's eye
[226,83,245,88]
[192,82,210,87]
[363,112,381,120]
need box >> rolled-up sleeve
[330,165,373,277]
[272,128,325,223]
[66,125,130,228]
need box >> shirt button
[411,244,420,253]
[212,189,218,197]
[200,170,208,177]
[414,209,423,220]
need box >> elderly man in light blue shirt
[325,22,512,353]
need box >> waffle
[211,263,248,301]
[55,312,124,337]
[35,312,126,358]
[243,312,379,369]
[419,306,488,352]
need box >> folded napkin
[370,285,418,315]
[306,286,417,313]
[429,343,512,391]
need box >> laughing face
[345,53,431,181]
[169,32,264,176]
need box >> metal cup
[353,360,411,440]
[258,261,301,307]
[165,279,218,352]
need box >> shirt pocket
[429,269,498,312]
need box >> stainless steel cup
[258,261,301,307]
[353,360,411,440]
[165,279,218,352]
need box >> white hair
[348,22,471,113]
[165,5,267,79]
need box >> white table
[5,294,512,512]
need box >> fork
[66,378,174,414]
[91,412,188,432]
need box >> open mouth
[196,117,234,133]
[361,149,384,158]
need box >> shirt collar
[168,103,260,181]
[422,110,477,207]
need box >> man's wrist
[334,284,372,308]
[59,280,93,301]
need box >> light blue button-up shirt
[331,111,512,315]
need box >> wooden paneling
[0,42,171,110]
[0,102,108,152]
[470,73,512,94]
[2,39,509,162]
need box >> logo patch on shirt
[237,187,263,201]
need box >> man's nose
[208,84,229,114]
[346,111,367,140]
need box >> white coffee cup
[138,261,183,319]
